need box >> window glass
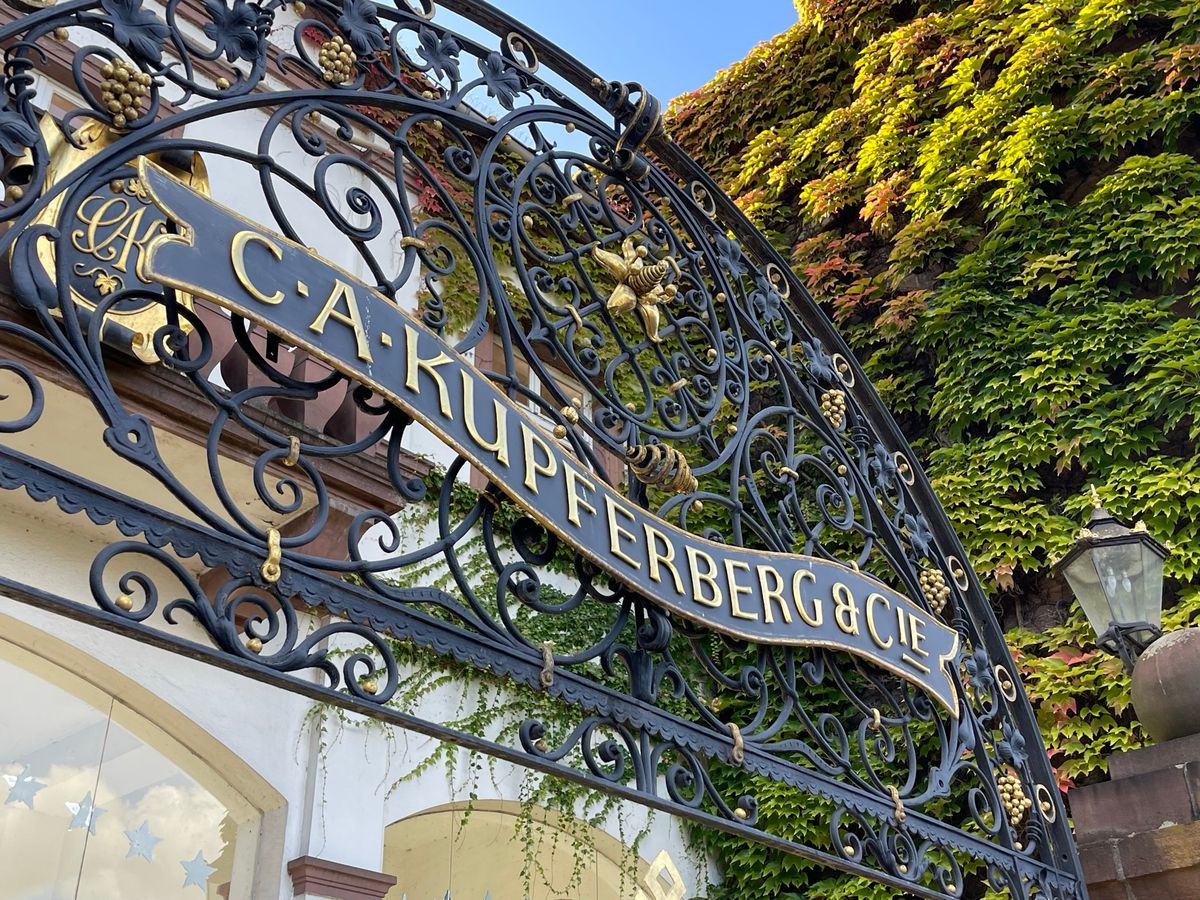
[0,656,237,899]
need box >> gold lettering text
[604,495,640,569]
[908,612,929,658]
[461,370,508,465]
[686,546,722,609]
[645,525,683,593]
[230,230,284,305]
[404,326,452,415]
[757,565,792,625]
[726,559,757,621]
[865,593,893,649]
[73,196,165,273]
[520,421,557,493]
[311,279,373,363]
[832,582,861,636]
[564,465,597,528]
[792,569,822,627]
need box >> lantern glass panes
[1059,505,1167,651]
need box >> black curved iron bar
[0,572,1016,900]
[0,441,1062,884]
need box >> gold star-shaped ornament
[591,237,678,343]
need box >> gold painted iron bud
[116,594,134,611]
[361,678,378,695]
[627,443,697,495]
[246,638,263,654]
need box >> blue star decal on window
[66,791,107,834]
[3,765,46,809]
[181,851,217,889]
[125,820,163,861]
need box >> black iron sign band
[136,160,961,714]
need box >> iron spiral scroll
[0,0,1085,896]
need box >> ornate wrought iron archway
[0,0,1086,896]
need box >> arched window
[0,623,275,899]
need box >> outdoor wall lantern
[1056,488,1168,673]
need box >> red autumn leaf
[1050,647,1097,666]
[1050,698,1077,722]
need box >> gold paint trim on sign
[135,159,960,716]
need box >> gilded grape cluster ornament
[820,389,847,429]
[99,60,151,129]
[998,769,1032,824]
[920,568,952,614]
[319,35,357,84]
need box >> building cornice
[287,855,397,900]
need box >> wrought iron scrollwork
[0,0,1084,897]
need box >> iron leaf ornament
[99,0,170,63]
[202,0,264,63]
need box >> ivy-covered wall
[666,0,1200,895]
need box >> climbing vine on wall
[665,0,1200,894]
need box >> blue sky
[493,1,798,103]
